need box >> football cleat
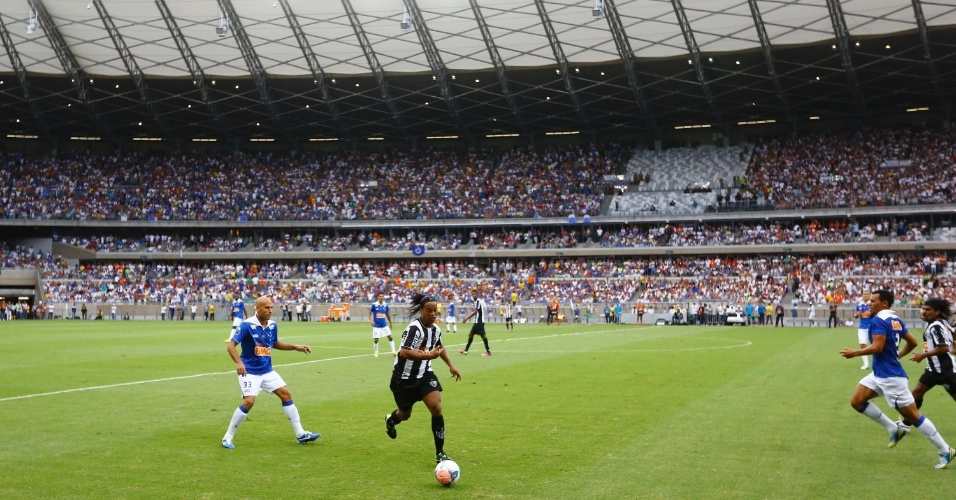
[458,350,468,355]
[374,352,379,358]
[392,351,398,357]
[436,451,452,463]
[221,438,235,449]
[482,351,491,356]
[296,432,321,444]
[888,423,909,448]
[385,415,397,439]
[936,448,956,469]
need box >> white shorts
[372,326,392,339]
[237,370,286,397]
[232,317,242,328]
[808,313,816,320]
[857,328,869,345]
[859,372,915,409]
[445,316,456,324]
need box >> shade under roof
[0,0,952,141]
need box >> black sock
[387,409,400,427]
[482,336,490,352]
[432,415,445,455]
[464,338,473,351]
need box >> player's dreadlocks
[408,293,437,320]
[923,298,952,320]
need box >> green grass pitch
[2,319,955,498]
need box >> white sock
[861,403,897,432]
[373,342,379,353]
[388,339,396,353]
[861,356,869,369]
[283,401,306,436]
[224,405,248,441]
[915,416,951,453]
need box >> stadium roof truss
[0,0,951,142]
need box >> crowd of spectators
[746,126,956,210]
[3,234,949,309]
[0,143,624,221]
[51,217,935,256]
[589,218,930,248]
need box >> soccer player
[221,296,321,449]
[369,293,397,358]
[444,300,458,333]
[907,298,956,413]
[226,297,246,342]
[460,288,491,356]
[384,293,461,464]
[840,290,955,469]
[504,301,514,331]
[854,291,873,370]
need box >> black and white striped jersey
[473,298,486,324]
[922,319,956,375]
[392,319,442,381]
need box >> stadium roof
[0,0,953,142]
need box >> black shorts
[918,370,956,393]
[390,371,443,411]
[469,323,486,336]
[505,315,513,322]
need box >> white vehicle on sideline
[726,312,747,325]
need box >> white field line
[0,325,748,403]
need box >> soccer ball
[434,459,461,486]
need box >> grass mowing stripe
[0,323,694,403]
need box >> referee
[460,288,492,356]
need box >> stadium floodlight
[592,0,605,18]
[25,10,37,36]
[216,10,229,37]
[400,8,410,31]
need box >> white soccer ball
[435,459,461,486]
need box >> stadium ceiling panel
[349,0,431,73]
[415,0,494,71]
[478,1,557,67]
[0,0,952,141]
[616,0,686,58]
